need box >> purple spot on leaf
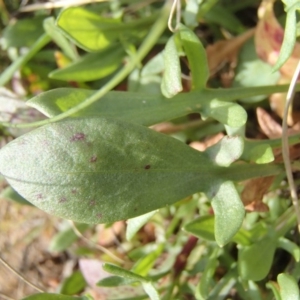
[59,197,67,203]
[96,213,102,219]
[144,164,151,170]
[36,193,43,200]
[89,200,96,206]
[71,189,77,194]
[90,155,97,163]
[70,132,85,142]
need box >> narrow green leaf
[141,282,160,300]
[206,135,244,166]
[60,271,86,295]
[161,35,182,98]
[272,9,297,71]
[103,263,148,283]
[21,294,88,300]
[266,281,282,300]
[27,88,247,128]
[97,276,137,287]
[49,223,90,252]
[238,235,277,281]
[126,210,157,241]
[196,248,220,300]
[43,17,78,61]
[210,181,245,246]
[278,237,300,262]
[184,216,215,241]
[49,46,125,81]
[0,117,223,224]
[1,186,33,206]
[179,25,209,89]
[278,273,300,300]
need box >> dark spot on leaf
[134,207,138,211]
[96,213,102,219]
[36,193,43,199]
[71,189,77,194]
[144,164,151,170]
[89,200,96,206]
[90,155,97,163]
[59,197,67,203]
[70,132,85,142]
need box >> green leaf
[21,294,88,300]
[238,234,277,281]
[0,117,223,224]
[161,35,182,98]
[210,181,245,246]
[27,89,246,128]
[60,271,86,295]
[278,237,300,262]
[196,247,220,300]
[242,141,274,164]
[233,38,280,102]
[49,223,90,252]
[1,186,33,206]
[2,15,45,49]
[103,263,148,283]
[278,273,300,300]
[97,276,137,287]
[43,17,78,61]
[179,25,209,89]
[184,215,215,241]
[56,7,155,52]
[272,6,298,71]
[266,281,281,300]
[49,46,125,82]
[126,210,157,241]
[141,282,160,300]
[206,135,244,166]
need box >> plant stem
[1,1,172,129]
[0,33,51,87]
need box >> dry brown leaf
[189,133,224,152]
[256,107,282,138]
[206,29,255,76]
[96,221,125,247]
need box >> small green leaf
[202,99,247,128]
[2,15,45,49]
[161,35,182,98]
[21,294,88,300]
[142,282,160,300]
[210,181,245,246]
[179,25,209,89]
[126,210,157,241]
[0,117,222,224]
[49,46,125,81]
[278,273,300,300]
[272,7,298,71]
[233,38,280,102]
[1,186,33,206]
[103,263,148,283]
[56,7,155,52]
[242,141,274,164]
[206,135,244,166]
[278,237,300,262]
[97,276,137,287]
[266,281,282,300]
[43,17,78,61]
[196,248,220,300]
[49,223,90,252]
[60,271,86,295]
[184,216,215,241]
[238,234,277,281]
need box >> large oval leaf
[0,117,220,224]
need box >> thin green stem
[1,1,172,129]
[0,33,51,87]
